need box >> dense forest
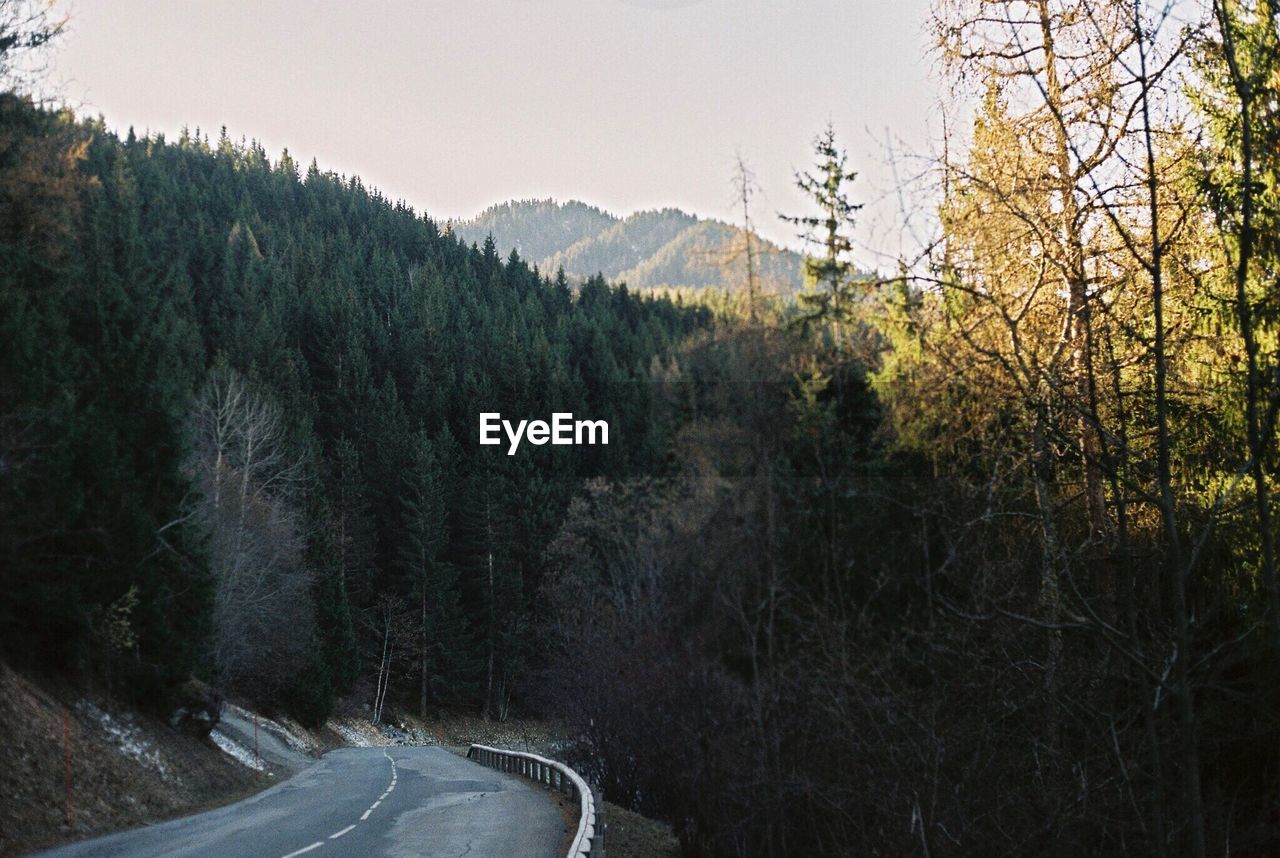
[0,85,706,724]
[537,3,1280,856]
[5,0,1280,856]
[456,199,806,295]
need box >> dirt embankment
[0,664,262,856]
[1,665,678,858]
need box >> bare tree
[0,0,65,93]
[922,1,1212,851]
[189,365,313,700]
[733,153,761,322]
[369,594,415,725]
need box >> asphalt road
[36,746,566,858]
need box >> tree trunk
[1033,414,1063,756]
[420,580,428,718]
[1036,0,1112,609]
[373,609,390,725]
[483,493,496,722]
[1216,0,1280,654]
[1133,5,1205,852]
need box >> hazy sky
[50,0,939,253]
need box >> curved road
[37,746,565,858]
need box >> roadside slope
[0,664,255,856]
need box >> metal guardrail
[467,743,604,857]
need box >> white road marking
[273,750,409,858]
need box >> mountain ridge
[455,198,804,294]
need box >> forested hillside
[456,199,805,294]
[451,198,617,266]
[0,92,707,725]
[7,1,1280,856]
[543,207,699,279]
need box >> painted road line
[282,842,324,858]
[329,825,356,840]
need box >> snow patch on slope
[224,703,317,755]
[329,719,387,747]
[76,700,176,783]
[209,728,264,771]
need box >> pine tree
[399,431,472,712]
[782,123,862,349]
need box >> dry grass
[602,800,680,858]
[392,709,573,756]
[0,663,259,856]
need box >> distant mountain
[545,208,700,279]
[454,199,616,266]
[455,199,805,294]
[616,220,806,295]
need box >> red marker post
[63,707,75,832]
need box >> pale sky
[50,0,940,254]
